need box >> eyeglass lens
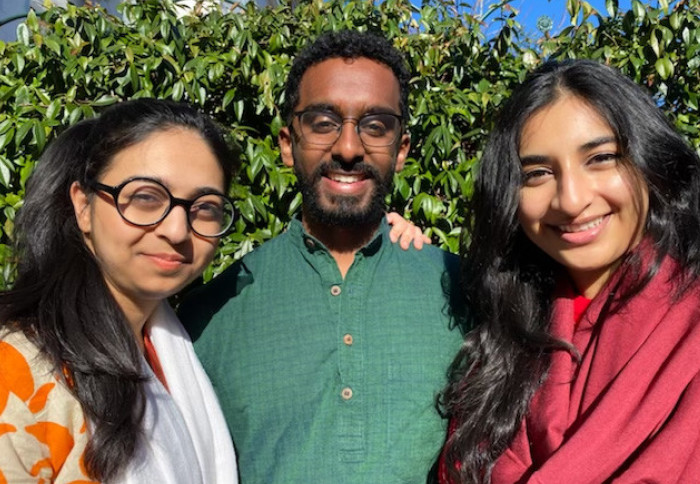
[116,179,233,237]
[299,111,401,147]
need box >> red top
[143,330,169,392]
[572,294,591,324]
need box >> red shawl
[492,256,700,483]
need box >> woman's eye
[192,202,223,221]
[128,190,166,207]
[589,152,620,165]
[521,168,551,186]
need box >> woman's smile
[517,95,648,298]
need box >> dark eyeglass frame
[87,176,234,238]
[292,109,404,147]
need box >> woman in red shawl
[438,59,700,483]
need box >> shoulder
[0,330,54,384]
[377,242,467,327]
[383,238,460,273]
[0,330,84,420]
[0,331,94,483]
[178,232,294,334]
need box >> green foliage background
[0,0,698,288]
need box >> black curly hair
[282,29,410,123]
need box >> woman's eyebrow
[191,186,226,197]
[519,154,549,166]
[519,136,618,165]
[131,176,224,197]
[579,136,617,152]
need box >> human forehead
[101,127,225,193]
[296,57,401,115]
[519,95,615,155]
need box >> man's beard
[295,160,394,227]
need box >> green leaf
[44,37,61,54]
[14,122,32,146]
[650,30,661,57]
[605,0,617,17]
[655,57,674,79]
[234,100,244,122]
[172,81,184,101]
[0,156,12,188]
[0,84,20,104]
[32,120,46,151]
[68,106,83,125]
[0,128,13,150]
[92,95,119,107]
[16,24,30,46]
[223,88,237,109]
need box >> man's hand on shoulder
[386,212,432,251]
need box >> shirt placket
[330,258,366,464]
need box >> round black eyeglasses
[294,109,403,147]
[88,177,235,238]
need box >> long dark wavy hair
[0,99,235,481]
[438,59,700,483]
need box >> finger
[411,227,425,250]
[400,229,412,250]
[386,212,403,243]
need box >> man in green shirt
[180,30,465,483]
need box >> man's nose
[331,120,365,164]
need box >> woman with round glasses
[0,99,237,483]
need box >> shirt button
[330,285,342,296]
[304,238,315,249]
[343,334,353,345]
[341,387,353,400]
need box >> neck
[569,264,618,299]
[301,210,380,278]
[109,290,159,353]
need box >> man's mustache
[313,161,381,182]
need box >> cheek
[517,190,542,229]
[605,173,646,219]
[90,218,144,262]
[192,239,218,268]
[606,172,632,194]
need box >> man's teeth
[330,174,362,183]
[559,217,604,233]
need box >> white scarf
[114,302,238,484]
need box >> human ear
[279,126,295,168]
[394,133,410,172]
[69,181,92,234]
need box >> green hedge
[1,0,698,288]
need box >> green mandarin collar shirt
[180,217,466,483]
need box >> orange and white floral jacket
[0,330,98,484]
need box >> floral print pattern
[0,331,98,483]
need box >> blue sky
[458,0,641,38]
[1,1,661,43]
[511,0,633,34]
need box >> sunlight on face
[517,95,648,298]
[75,128,225,313]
